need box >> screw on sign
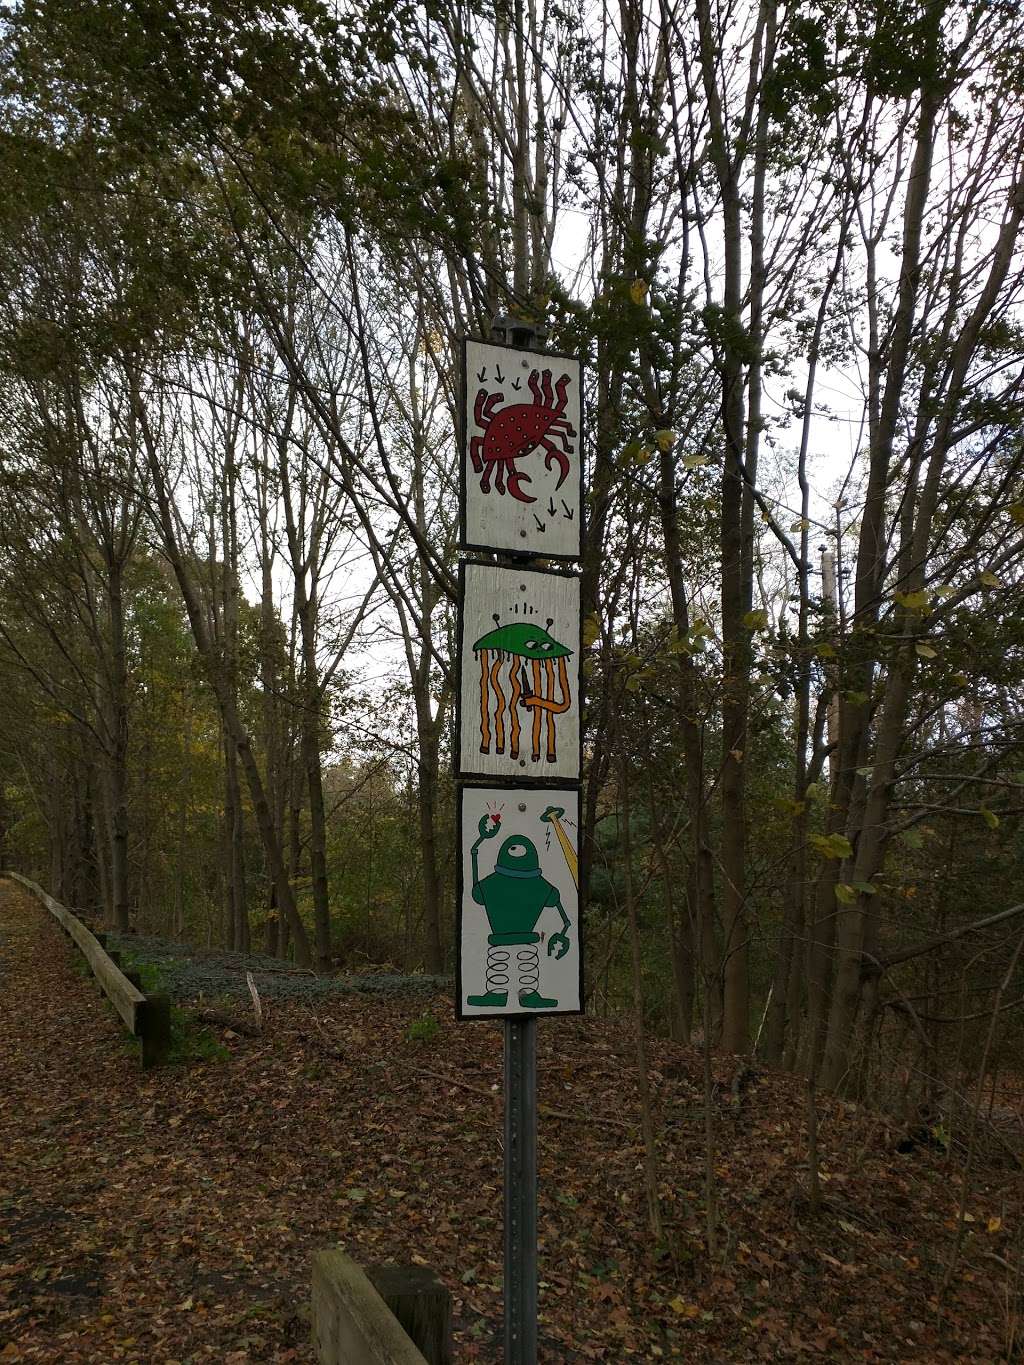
[470,367,577,504]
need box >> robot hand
[547,931,570,960]
[477,814,502,841]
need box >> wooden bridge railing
[5,872,172,1068]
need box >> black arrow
[547,498,557,517]
[561,501,575,521]
[494,365,505,383]
[511,378,522,390]
[477,367,486,382]
[533,514,547,533]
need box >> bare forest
[2,0,1024,1359]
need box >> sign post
[455,317,584,1364]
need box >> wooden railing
[6,872,172,1068]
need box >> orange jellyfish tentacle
[490,653,507,754]
[507,656,522,759]
[478,649,491,753]
[545,659,557,761]
[530,659,543,761]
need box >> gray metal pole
[504,1015,538,1364]
[491,311,544,1365]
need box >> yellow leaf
[1009,504,1024,526]
[988,1216,1002,1233]
[915,643,937,659]
[682,453,711,468]
[582,614,601,647]
[630,279,649,304]
[654,428,676,451]
[979,571,1002,588]
[668,1296,700,1318]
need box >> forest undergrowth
[1,880,1020,1363]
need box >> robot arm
[471,813,501,891]
[546,895,571,960]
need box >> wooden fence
[5,872,172,1068]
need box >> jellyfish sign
[461,338,583,560]
[457,561,581,783]
[457,785,582,1018]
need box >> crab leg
[540,437,571,489]
[506,465,536,503]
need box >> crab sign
[470,368,577,505]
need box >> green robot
[466,813,571,1009]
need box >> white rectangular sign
[461,339,582,559]
[457,562,580,782]
[457,785,581,1018]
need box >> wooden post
[312,1250,431,1364]
[366,1264,452,1365]
[138,994,172,1068]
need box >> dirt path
[0,880,317,1362]
[1,876,1019,1363]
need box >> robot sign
[457,785,581,1018]
[457,562,581,783]
[461,338,583,560]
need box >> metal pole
[492,312,544,1364]
[504,1015,538,1364]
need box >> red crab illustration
[470,369,577,504]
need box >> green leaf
[815,642,837,658]
[979,571,1002,588]
[834,883,857,904]
[1009,503,1024,526]
[582,614,601,647]
[915,643,937,659]
[852,881,877,896]
[845,690,869,705]
[894,590,930,611]
[682,453,711,469]
[981,807,1000,830]
[654,428,676,451]
[743,609,768,631]
[810,832,854,860]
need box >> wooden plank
[312,1250,428,1365]
[6,872,145,1035]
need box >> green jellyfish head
[472,621,572,658]
[495,834,541,876]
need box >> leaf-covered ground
[1,878,1020,1362]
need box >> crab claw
[507,469,536,504]
[544,447,571,490]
